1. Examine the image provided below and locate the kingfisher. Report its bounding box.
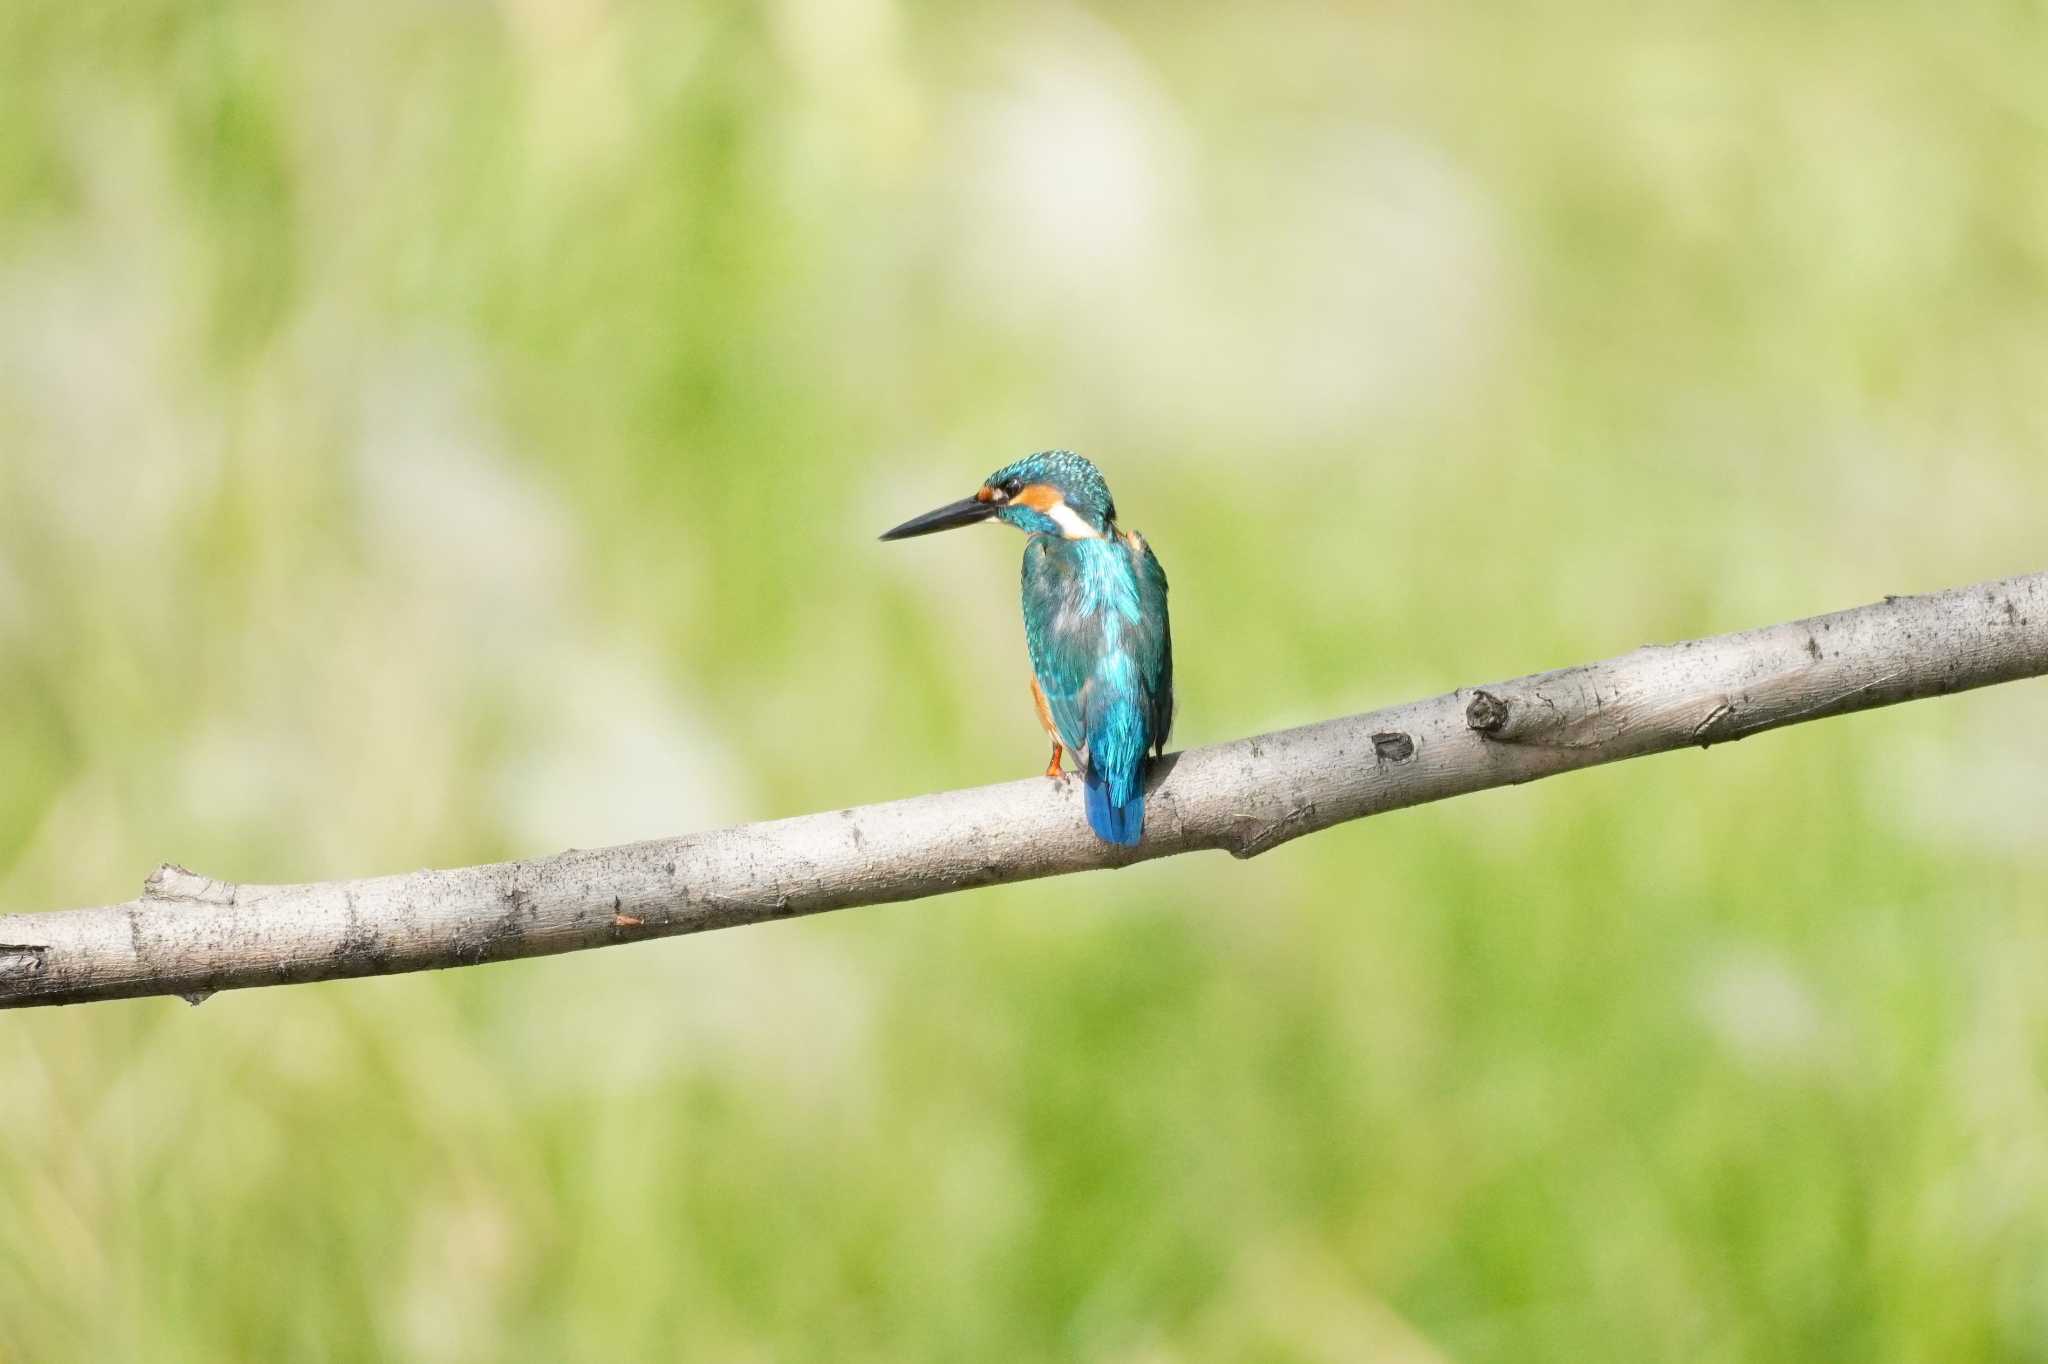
[881,451,1173,846]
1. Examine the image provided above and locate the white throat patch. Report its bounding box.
[1045,500,1101,540]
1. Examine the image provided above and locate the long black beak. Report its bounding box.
[878,495,998,541]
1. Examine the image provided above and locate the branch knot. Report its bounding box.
[144,864,238,905]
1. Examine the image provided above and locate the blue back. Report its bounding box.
[1021,532,1173,845]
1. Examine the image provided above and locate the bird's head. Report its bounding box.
[879,450,1117,543]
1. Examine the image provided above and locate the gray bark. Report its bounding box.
[4,571,2044,1010]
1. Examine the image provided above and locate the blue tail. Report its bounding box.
[1083,766,1145,846]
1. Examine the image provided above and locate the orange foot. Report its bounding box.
[1043,743,1068,782]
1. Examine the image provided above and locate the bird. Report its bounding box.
[881,451,1173,846]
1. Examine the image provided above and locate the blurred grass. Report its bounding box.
[3,1,2048,1360]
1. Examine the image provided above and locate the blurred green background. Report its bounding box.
[3,1,2047,1359]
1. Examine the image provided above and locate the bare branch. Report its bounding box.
[4,571,2044,1010]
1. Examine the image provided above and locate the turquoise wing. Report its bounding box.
[1020,538,1095,755]
[1124,530,1173,756]
[1020,534,1170,848]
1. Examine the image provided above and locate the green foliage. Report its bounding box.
[3,1,2047,1359]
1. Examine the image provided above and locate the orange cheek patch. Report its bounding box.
[1013,484,1061,512]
